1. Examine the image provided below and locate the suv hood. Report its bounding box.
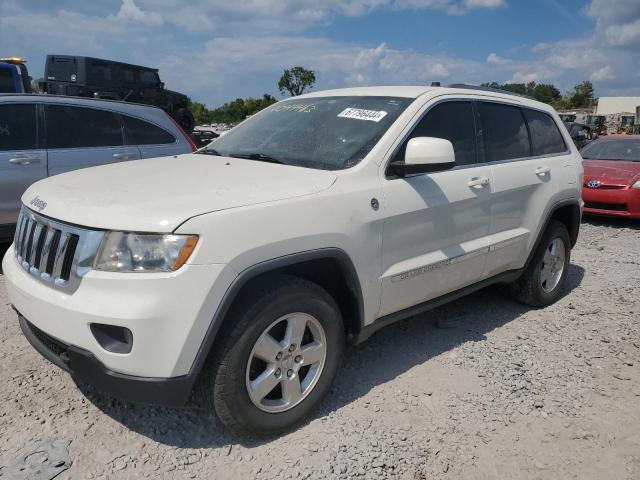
[22,154,337,232]
[583,159,640,185]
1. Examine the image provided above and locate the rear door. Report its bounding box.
[481,102,565,276]
[379,99,493,316]
[0,103,46,228]
[44,104,140,176]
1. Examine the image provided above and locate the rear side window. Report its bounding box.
[479,102,530,161]
[122,115,175,145]
[45,105,123,149]
[523,109,567,155]
[0,68,16,93]
[0,104,37,151]
[400,101,477,166]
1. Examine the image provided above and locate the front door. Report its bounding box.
[379,100,492,317]
[0,103,47,228]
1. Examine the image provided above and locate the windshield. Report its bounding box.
[202,96,412,170]
[581,139,640,161]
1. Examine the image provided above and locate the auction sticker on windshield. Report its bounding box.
[338,108,388,122]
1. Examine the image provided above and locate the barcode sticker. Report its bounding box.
[337,108,388,122]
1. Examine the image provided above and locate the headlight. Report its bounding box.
[632,180,640,189]
[93,232,198,272]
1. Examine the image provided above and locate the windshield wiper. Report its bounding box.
[196,148,223,156]
[229,153,288,165]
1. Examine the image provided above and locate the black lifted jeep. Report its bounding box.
[41,55,195,132]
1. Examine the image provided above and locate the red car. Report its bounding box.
[580,135,640,219]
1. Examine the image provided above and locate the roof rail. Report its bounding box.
[446,83,535,100]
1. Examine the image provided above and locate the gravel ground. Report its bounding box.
[1,218,639,479]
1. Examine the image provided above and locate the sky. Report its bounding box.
[2,0,640,107]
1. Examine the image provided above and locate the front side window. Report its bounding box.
[581,139,640,162]
[523,109,566,155]
[479,102,530,161]
[397,101,477,166]
[205,96,412,170]
[123,115,175,145]
[139,71,159,86]
[0,104,37,151]
[45,105,123,149]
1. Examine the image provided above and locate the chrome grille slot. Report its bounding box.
[13,207,104,293]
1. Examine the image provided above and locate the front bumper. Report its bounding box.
[3,244,237,378]
[582,186,640,219]
[18,313,191,406]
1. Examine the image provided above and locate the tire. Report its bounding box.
[197,274,345,436]
[174,108,195,133]
[508,220,571,307]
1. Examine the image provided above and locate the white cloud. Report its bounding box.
[605,19,640,47]
[486,52,508,65]
[590,65,614,82]
[115,0,163,26]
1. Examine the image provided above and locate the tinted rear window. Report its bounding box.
[46,57,77,82]
[523,109,566,155]
[0,68,16,93]
[45,105,123,149]
[123,115,175,145]
[480,102,530,161]
[0,104,37,151]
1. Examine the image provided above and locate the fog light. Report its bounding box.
[90,324,133,354]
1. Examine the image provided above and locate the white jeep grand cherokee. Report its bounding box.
[3,85,583,435]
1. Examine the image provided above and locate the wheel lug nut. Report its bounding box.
[295,355,302,363]
[276,352,283,361]
[288,344,296,352]
[287,369,294,378]
[274,368,281,377]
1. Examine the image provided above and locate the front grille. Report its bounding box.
[584,201,627,211]
[26,319,69,357]
[583,183,626,190]
[13,208,104,292]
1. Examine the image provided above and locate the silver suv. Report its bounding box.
[0,95,195,239]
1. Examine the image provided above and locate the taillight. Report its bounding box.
[166,112,197,152]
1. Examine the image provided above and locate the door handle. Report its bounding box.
[468,176,490,189]
[535,166,551,176]
[9,156,40,165]
[113,153,134,160]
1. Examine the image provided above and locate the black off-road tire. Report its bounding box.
[196,274,345,436]
[508,220,571,307]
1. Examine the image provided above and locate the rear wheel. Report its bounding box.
[197,275,344,436]
[509,220,571,307]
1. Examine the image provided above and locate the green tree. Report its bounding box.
[481,81,561,105]
[278,66,316,96]
[567,81,595,109]
[189,100,210,125]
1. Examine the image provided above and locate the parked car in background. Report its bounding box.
[40,55,195,132]
[0,58,32,94]
[0,94,196,239]
[581,135,640,219]
[3,85,583,435]
[565,122,597,149]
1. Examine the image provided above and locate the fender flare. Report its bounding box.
[186,248,364,381]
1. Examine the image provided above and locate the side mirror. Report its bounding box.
[389,137,456,176]
[159,81,165,89]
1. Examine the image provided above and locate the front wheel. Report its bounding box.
[197,275,344,436]
[508,220,571,307]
